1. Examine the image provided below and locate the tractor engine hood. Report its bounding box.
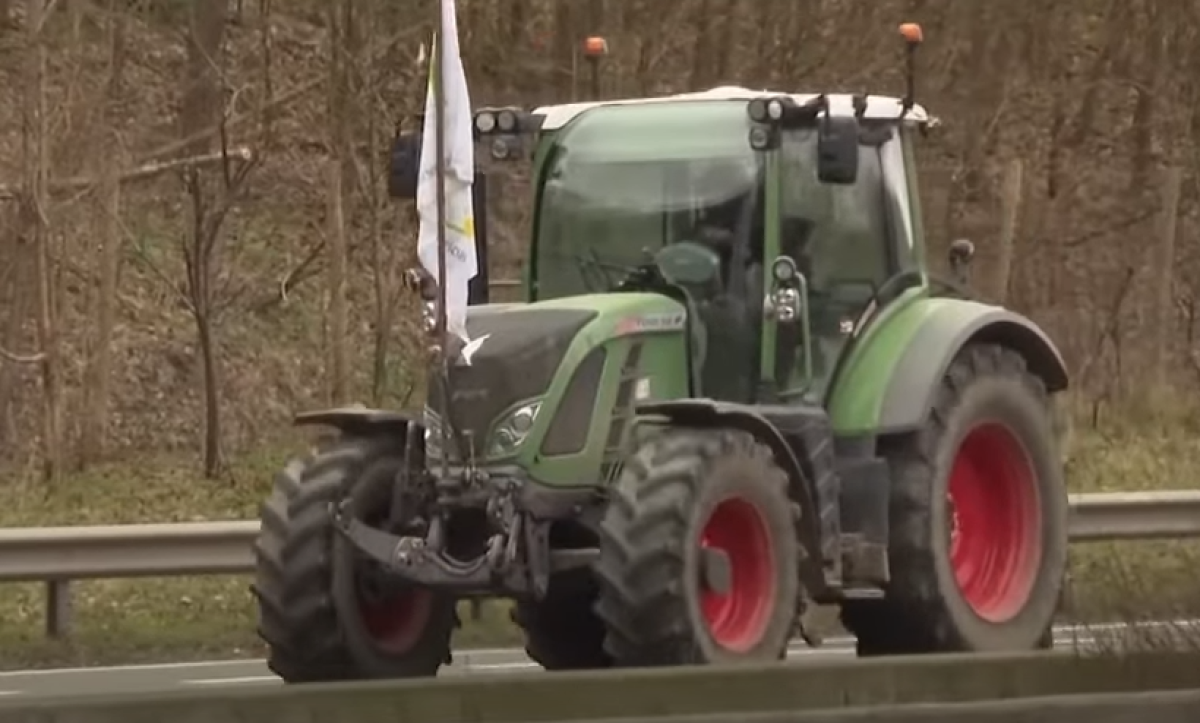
[425,303,596,462]
[424,293,689,465]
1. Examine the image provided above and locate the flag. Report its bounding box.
[417,0,477,345]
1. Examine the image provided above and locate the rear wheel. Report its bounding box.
[594,428,801,666]
[252,436,457,682]
[842,344,1067,655]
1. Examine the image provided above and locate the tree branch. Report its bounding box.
[0,344,44,364]
[0,146,253,201]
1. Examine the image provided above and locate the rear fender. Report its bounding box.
[830,297,1069,436]
[634,399,827,595]
[293,406,420,439]
[877,306,1069,433]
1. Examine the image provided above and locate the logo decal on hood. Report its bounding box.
[459,333,492,366]
[616,311,686,336]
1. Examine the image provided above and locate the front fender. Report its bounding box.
[829,297,1068,435]
[293,405,420,438]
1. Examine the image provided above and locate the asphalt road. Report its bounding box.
[0,621,1194,700]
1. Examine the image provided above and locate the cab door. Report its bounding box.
[767,125,902,402]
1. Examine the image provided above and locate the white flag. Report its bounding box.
[417,0,477,345]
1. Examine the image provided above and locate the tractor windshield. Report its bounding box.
[531,101,762,299]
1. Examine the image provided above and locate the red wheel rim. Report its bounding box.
[947,422,1042,623]
[699,497,776,652]
[358,587,434,654]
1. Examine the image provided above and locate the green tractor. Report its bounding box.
[251,27,1069,682]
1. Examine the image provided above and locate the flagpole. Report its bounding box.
[433,30,449,361]
[432,9,451,483]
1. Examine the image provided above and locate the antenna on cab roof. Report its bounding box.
[898,22,924,119]
[582,36,608,100]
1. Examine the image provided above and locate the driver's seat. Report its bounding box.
[662,241,754,402]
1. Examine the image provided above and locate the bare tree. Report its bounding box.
[175,0,258,478]
[324,156,349,404]
[1150,167,1182,390]
[324,0,351,404]
[18,0,63,482]
[79,3,129,465]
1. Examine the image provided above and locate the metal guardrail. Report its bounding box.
[2,650,1200,720]
[1066,490,1200,541]
[2,491,1198,637]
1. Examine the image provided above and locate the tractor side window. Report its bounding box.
[780,129,891,296]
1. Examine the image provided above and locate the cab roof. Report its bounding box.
[534,86,931,131]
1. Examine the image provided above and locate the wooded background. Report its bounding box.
[0,0,1197,482]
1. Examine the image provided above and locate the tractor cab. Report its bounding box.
[494,89,932,404]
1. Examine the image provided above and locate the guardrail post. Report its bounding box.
[45,579,72,638]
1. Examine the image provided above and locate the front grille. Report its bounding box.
[600,341,643,481]
[540,346,608,457]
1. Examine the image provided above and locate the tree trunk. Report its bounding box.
[195,307,221,477]
[79,6,128,466]
[1150,167,1182,390]
[179,0,229,478]
[23,0,62,483]
[324,0,352,405]
[0,231,31,452]
[79,159,121,465]
[325,158,348,404]
[369,136,392,405]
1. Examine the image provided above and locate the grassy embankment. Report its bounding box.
[0,405,1197,670]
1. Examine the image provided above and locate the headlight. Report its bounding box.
[422,300,436,333]
[488,400,542,458]
[474,110,497,134]
[490,137,512,160]
[747,98,769,123]
[496,109,518,133]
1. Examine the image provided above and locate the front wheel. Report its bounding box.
[252,435,458,682]
[594,428,801,667]
[842,344,1068,655]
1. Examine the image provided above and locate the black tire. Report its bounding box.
[841,343,1068,655]
[251,436,457,682]
[594,428,801,666]
[512,570,612,670]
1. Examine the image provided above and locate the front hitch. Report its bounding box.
[330,499,519,593]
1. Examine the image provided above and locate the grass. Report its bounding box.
[1058,401,1200,625]
[0,405,1197,670]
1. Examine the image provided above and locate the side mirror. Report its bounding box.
[816,116,860,185]
[948,238,975,287]
[949,238,975,265]
[388,130,422,199]
[389,129,491,305]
